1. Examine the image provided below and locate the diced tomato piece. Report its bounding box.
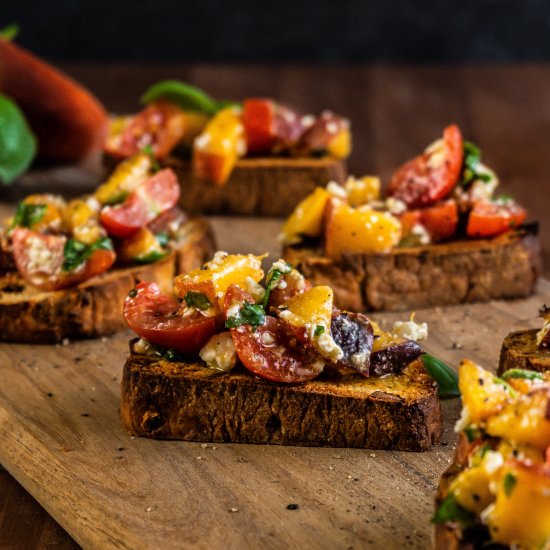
[400,200,459,242]
[295,112,351,158]
[124,282,217,355]
[100,168,180,238]
[230,315,325,383]
[105,101,186,159]
[466,201,527,238]
[272,104,304,151]
[242,98,276,153]
[388,125,464,208]
[11,228,115,290]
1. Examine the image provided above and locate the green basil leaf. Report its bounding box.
[0,23,19,41]
[262,262,293,308]
[225,302,266,329]
[0,94,36,185]
[141,80,219,115]
[503,472,517,497]
[184,290,211,311]
[432,493,475,526]
[501,368,544,381]
[155,232,170,248]
[62,237,113,272]
[422,354,460,399]
[133,250,168,264]
[314,325,325,337]
[9,202,47,230]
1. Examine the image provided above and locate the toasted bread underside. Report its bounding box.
[0,219,215,342]
[284,227,540,312]
[498,329,550,375]
[121,352,443,451]
[163,156,346,216]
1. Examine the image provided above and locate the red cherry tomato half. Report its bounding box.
[400,199,459,243]
[11,228,115,291]
[105,101,186,159]
[388,125,464,208]
[124,282,217,355]
[100,168,180,238]
[466,201,527,238]
[242,98,276,154]
[223,284,255,315]
[231,315,324,383]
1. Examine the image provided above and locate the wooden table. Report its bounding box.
[1,64,549,549]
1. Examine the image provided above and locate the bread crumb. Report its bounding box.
[228,507,238,513]
[62,338,70,346]
[146,507,152,512]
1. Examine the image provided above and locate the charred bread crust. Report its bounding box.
[0,218,216,343]
[163,155,346,216]
[284,227,540,312]
[121,350,443,451]
[498,329,550,375]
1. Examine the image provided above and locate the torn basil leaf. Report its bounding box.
[432,493,475,526]
[422,354,460,399]
[62,237,113,272]
[225,302,266,329]
[141,80,220,115]
[184,291,211,311]
[9,202,47,229]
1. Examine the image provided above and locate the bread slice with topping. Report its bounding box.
[121,349,442,451]
[0,218,215,342]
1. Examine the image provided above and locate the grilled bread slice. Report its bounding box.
[283,227,540,312]
[163,155,346,217]
[0,219,215,342]
[121,348,442,451]
[498,329,550,375]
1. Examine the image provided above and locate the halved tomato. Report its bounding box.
[100,168,180,238]
[466,201,527,238]
[104,101,187,159]
[123,282,217,355]
[388,125,464,208]
[11,228,115,290]
[242,98,276,154]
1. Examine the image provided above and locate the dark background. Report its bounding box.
[3,0,550,63]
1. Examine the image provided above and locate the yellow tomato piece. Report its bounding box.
[63,200,96,232]
[95,152,151,205]
[192,107,246,186]
[278,285,343,362]
[279,285,333,328]
[327,127,352,159]
[118,228,165,263]
[486,389,550,449]
[487,464,550,549]
[345,176,381,207]
[324,202,401,257]
[280,187,330,245]
[449,465,493,515]
[175,252,264,299]
[458,360,514,424]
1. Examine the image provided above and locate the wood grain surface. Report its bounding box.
[0,63,549,548]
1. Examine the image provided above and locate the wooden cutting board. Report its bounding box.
[0,214,547,549]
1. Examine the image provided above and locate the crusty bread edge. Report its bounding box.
[497,328,550,375]
[0,218,216,343]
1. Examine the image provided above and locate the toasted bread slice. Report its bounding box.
[121,348,442,451]
[0,219,215,342]
[163,155,346,216]
[498,329,550,375]
[283,227,540,312]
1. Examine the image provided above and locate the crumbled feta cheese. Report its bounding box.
[410,223,431,245]
[245,277,266,303]
[236,138,247,157]
[199,332,237,372]
[483,451,504,475]
[454,405,471,433]
[315,331,344,362]
[133,338,159,356]
[270,259,292,275]
[226,304,241,319]
[391,315,428,341]
[26,236,62,274]
[301,115,315,128]
[210,251,229,266]
[194,133,211,150]
[326,121,338,134]
[469,175,498,202]
[326,181,348,200]
[385,197,407,215]
[260,332,275,346]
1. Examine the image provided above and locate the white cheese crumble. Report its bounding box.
[454,405,471,433]
[313,329,344,362]
[226,304,241,319]
[244,277,266,303]
[391,315,428,341]
[260,332,276,346]
[26,236,62,274]
[483,451,504,475]
[270,259,292,275]
[326,181,348,200]
[199,332,237,372]
[210,251,229,266]
[194,133,211,150]
[385,197,407,215]
[301,114,315,128]
[410,223,431,245]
